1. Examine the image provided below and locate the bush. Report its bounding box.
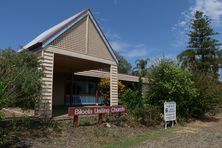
[119,88,143,116]
[140,104,162,127]
[146,59,197,119]
[98,78,125,99]
[120,88,162,126]
[0,48,43,110]
[192,72,222,116]
[0,81,10,111]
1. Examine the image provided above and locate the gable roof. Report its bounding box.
[19,8,118,64]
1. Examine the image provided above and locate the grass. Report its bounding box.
[79,116,98,126]
[2,114,222,147]
[102,127,180,148]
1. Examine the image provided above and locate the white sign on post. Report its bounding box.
[164,101,176,122]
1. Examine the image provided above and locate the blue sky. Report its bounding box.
[1,0,222,65]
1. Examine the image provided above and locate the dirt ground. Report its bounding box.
[9,120,151,148]
[137,114,222,148]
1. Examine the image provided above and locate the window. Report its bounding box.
[88,82,96,95]
[74,81,88,95]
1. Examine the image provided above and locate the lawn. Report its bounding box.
[1,113,222,148]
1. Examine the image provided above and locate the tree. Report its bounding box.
[97,78,125,100]
[146,59,197,118]
[133,58,149,77]
[192,72,222,116]
[116,52,132,74]
[178,11,221,76]
[119,88,143,116]
[0,48,43,110]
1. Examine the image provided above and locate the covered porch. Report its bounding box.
[52,53,111,117]
[38,47,118,118]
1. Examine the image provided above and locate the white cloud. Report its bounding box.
[192,0,222,23]
[110,40,149,58]
[172,0,222,49]
[127,45,149,58]
[110,40,130,52]
[178,21,187,27]
[107,32,150,59]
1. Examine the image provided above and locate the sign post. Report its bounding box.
[68,105,127,128]
[164,101,176,129]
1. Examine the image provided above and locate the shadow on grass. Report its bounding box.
[195,114,220,122]
[0,117,62,147]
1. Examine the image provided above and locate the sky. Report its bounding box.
[1,0,222,65]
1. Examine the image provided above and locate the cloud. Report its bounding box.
[110,40,149,58]
[127,44,149,58]
[192,0,222,23]
[110,40,130,52]
[172,0,222,49]
[106,32,150,59]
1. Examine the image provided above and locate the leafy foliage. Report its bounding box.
[0,48,43,110]
[133,58,149,77]
[178,11,221,77]
[192,72,222,116]
[139,104,162,126]
[177,11,222,117]
[116,52,132,74]
[146,59,197,118]
[97,78,125,99]
[120,88,162,126]
[0,81,10,111]
[119,89,143,115]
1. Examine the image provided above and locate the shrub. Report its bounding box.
[192,72,222,116]
[0,48,43,110]
[0,81,10,111]
[119,88,143,116]
[98,78,125,99]
[140,104,162,126]
[120,88,162,126]
[146,59,197,119]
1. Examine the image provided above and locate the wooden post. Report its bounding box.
[73,115,79,128]
[96,90,99,106]
[98,114,103,124]
[70,74,74,106]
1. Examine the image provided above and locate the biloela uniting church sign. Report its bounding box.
[68,106,126,116]
[68,106,127,127]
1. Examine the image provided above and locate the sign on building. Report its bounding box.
[164,101,176,128]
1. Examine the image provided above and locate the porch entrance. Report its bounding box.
[52,53,109,116]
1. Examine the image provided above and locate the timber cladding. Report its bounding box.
[50,16,114,62]
[110,65,118,106]
[50,17,87,54]
[87,17,113,61]
[36,50,54,118]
